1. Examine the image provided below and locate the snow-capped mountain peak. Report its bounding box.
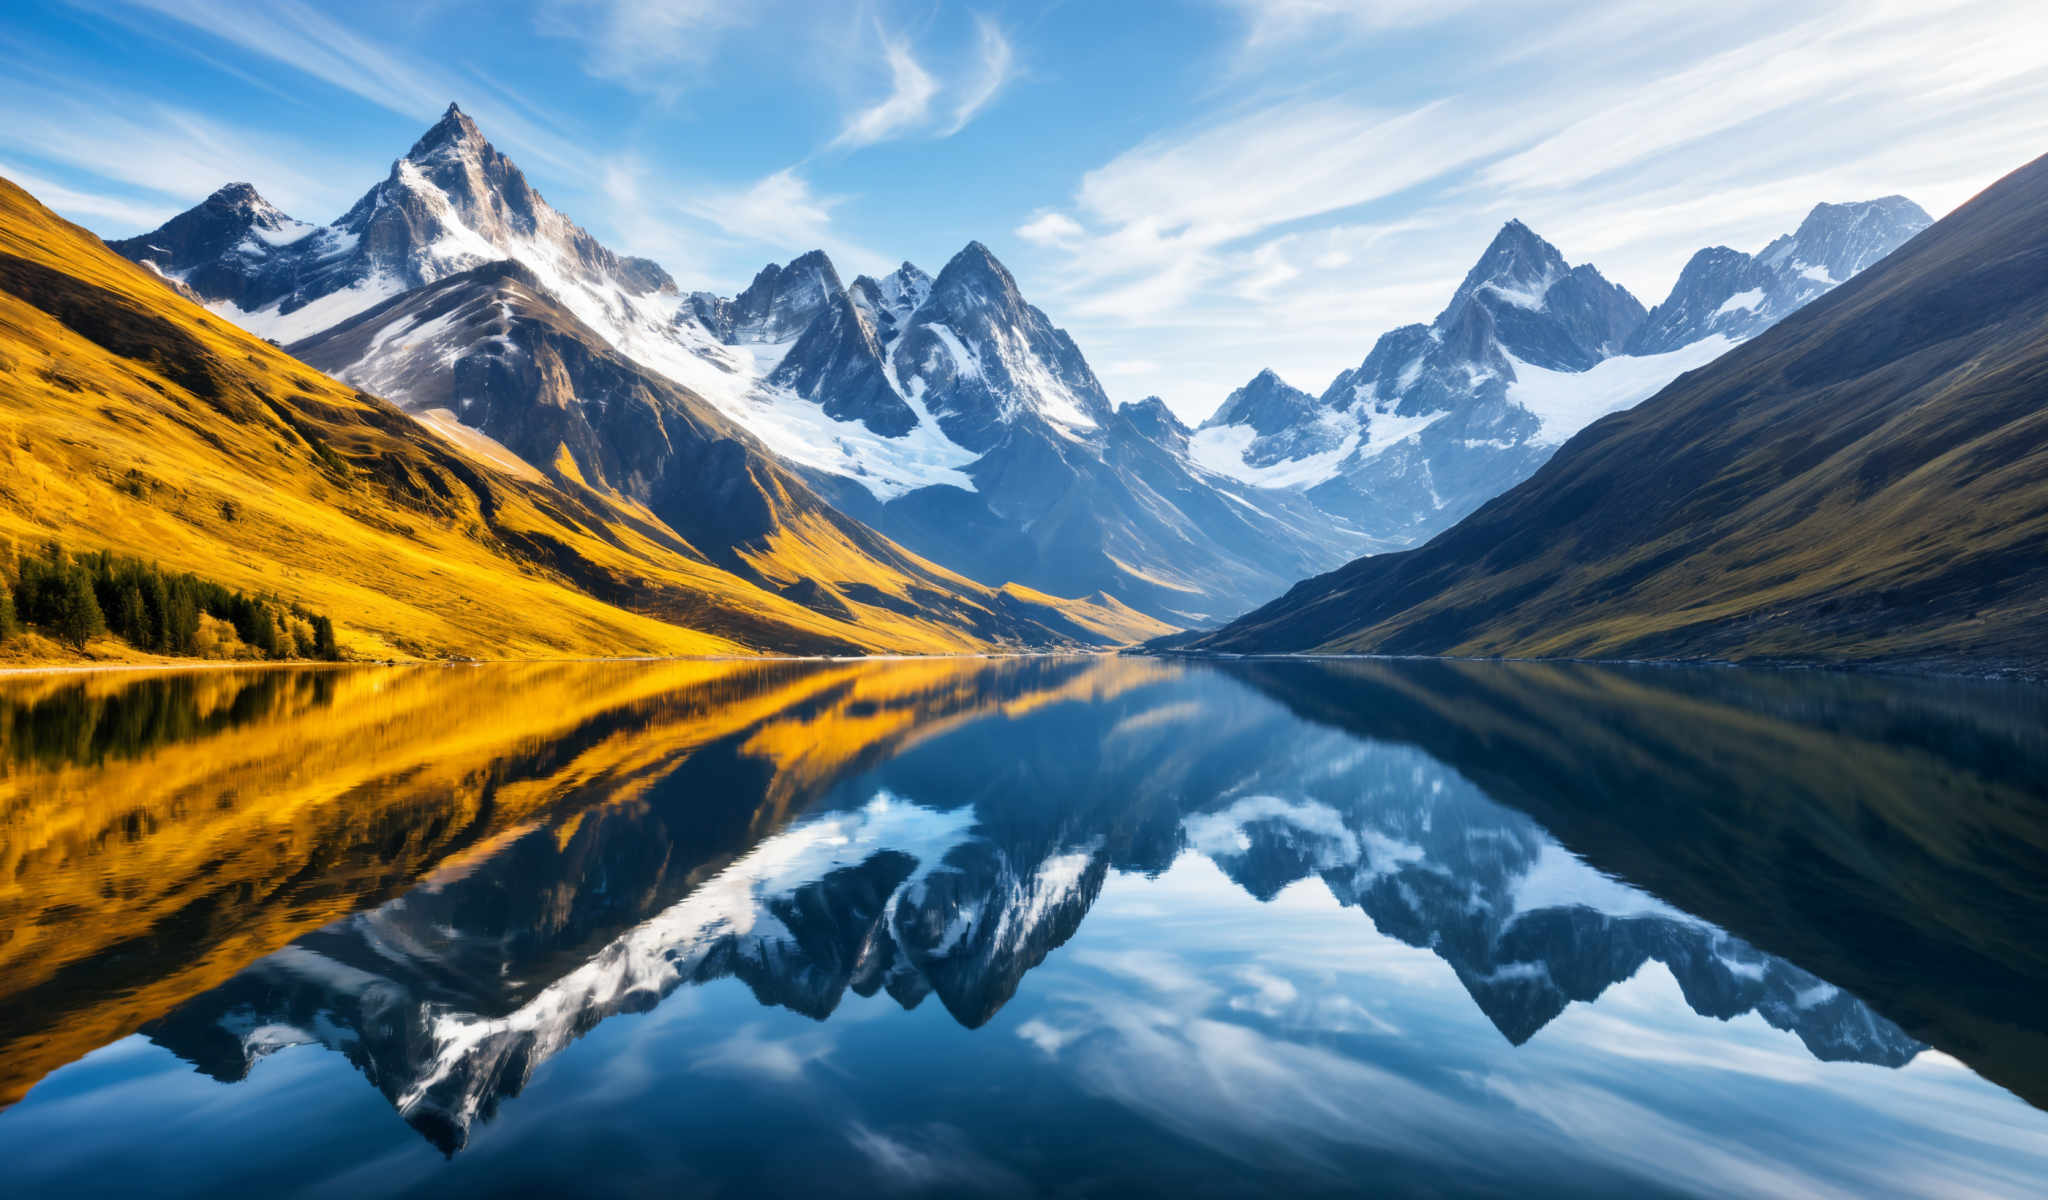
[1628,195,1932,355]
[1439,218,1572,323]
[405,101,487,163]
[1202,368,1319,438]
[888,241,1115,451]
[1192,196,1923,547]
[1758,195,1931,285]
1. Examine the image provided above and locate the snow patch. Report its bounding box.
[1507,842,1692,924]
[1714,288,1765,317]
[1506,335,1734,446]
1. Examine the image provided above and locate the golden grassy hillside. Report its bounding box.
[0,178,1163,660]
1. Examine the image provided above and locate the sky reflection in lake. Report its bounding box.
[2,656,2044,1198]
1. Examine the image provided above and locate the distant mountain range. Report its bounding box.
[1192,200,1930,547]
[113,105,1366,624]
[1189,150,2048,674]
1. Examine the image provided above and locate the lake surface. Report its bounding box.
[3,656,2046,1198]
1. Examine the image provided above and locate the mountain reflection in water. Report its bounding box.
[2,656,2044,1198]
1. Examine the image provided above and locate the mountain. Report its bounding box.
[1190,150,2048,672]
[1194,202,1931,549]
[0,174,1165,658]
[1627,195,1933,353]
[114,106,1366,625]
[98,112,1169,653]
[111,104,678,345]
[806,243,1372,621]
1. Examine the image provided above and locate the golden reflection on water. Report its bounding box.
[0,655,1166,1107]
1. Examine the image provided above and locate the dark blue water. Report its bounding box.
[3,656,2045,1197]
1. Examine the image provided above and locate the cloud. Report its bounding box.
[0,65,363,225]
[1015,210,1084,246]
[686,167,843,248]
[939,16,1016,136]
[833,36,940,149]
[0,160,173,230]
[539,0,749,99]
[832,16,1016,150]
[674,165,889,277]
[1218,0,1479,47]
[102,0,593,175]
[688,1023,833,1083]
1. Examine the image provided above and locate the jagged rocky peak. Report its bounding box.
[1761,195,1933,284]
[325,101,677,299]
[204,181,296,226]
[849,261,932,349]
[1205,368,1320,435]
[1439,219,1571,323]
[106,181,320,297]
[407,101,487,162]
[1424,219,1646,371]
[890,240,1115,451]
[1117,396,1192,450]
[1627,195,1931,355]
[341,101,537,244]
[728,249,846,343]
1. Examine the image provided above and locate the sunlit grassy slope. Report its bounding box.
[1196,150,2048,673]
[0,178,1166,659]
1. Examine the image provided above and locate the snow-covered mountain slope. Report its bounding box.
[115,105,1366,625]
[1197,201,1930,547]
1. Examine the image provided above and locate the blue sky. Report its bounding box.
[3,1,2045,420]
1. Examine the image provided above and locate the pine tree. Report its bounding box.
[0,579,16,644]
[57,566,104,649]
[142,570,171,651]
[312,614,339,661]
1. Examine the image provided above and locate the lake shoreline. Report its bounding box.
[0,649,1112,681]
[1131,647,2048,685]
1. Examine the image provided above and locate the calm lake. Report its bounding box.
[2,656,2045,1197]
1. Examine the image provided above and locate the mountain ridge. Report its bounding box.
[1186,149,2048,673]
[1192,199,1931,551]
[114,106,1369,625]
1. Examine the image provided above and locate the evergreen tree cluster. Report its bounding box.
[0,541,342,660]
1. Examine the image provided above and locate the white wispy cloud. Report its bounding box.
[675,165,890,277]
[1217,0,1479,46]
[939,15,1016,136]
[98,0,595,176]
[1015,0,2048,422]
[833,35,941,149]
[0,160,173,230]
[537,0,751,101]
[1016,210,1084,246]
[832,15,1017,150]
[0,63,363,226]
